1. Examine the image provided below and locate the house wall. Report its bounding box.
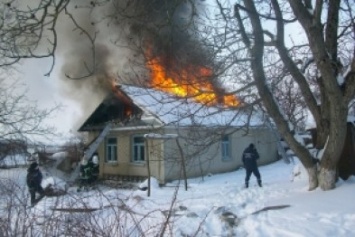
[161,126,278,183]
[145,138,165,183]
[96,128,165,182]
[92,125,278,184]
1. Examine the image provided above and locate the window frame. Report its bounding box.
[131,135,146,163]
[221,135,231,161]
[106,137,118,163]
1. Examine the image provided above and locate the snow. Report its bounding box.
[337,74,345,85]
[120,85,265,127]
[42,176,67,191]
[1,157,355,236]
[293,133,305,146]
[51,151,68,160]
[307,8,314,15]
[143,133,179,140]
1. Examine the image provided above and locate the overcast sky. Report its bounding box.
[18,58,81,135]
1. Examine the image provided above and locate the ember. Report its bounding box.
[146,54,240,107]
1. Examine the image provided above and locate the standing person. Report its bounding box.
[91,153,99,182]
[26,162,45,206]
[242,143,262,188]
[77,159,90,191]
[77,156,98,192]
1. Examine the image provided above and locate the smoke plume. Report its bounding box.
[56,0,210,130]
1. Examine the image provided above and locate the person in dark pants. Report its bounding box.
[242,143,262,188]
[26,162,45,206]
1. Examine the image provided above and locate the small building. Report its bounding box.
[78,85,279,184]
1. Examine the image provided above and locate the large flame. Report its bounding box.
[146,55,240,107]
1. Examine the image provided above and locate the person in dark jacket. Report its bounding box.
[77,155,99,192]
[26,162,45,206]
[242,143,262,188]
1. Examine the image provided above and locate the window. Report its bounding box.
[132,135,145,163]
[106,137,117,162]
[221,135,231,161]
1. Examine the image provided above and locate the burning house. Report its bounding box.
[61,0,279,184]
[78,82,279,184]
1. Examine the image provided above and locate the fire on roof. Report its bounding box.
[78,85,143,131]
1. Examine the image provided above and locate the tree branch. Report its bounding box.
[271,0,320,125]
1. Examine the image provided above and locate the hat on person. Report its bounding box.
[92,155,99,165]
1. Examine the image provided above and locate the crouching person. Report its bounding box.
[26,162,45,206]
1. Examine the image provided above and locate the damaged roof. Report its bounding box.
[78,87,143,131]
[78,84,266,131]
[120,85,265,127]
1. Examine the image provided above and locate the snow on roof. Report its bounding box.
[143,133,179,139]
[120,85,265,127]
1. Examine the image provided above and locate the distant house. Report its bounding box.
[78,85,279,184]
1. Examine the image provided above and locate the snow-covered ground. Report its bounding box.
[0,158,354,236]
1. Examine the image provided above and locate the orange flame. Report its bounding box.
[146,55,240,107]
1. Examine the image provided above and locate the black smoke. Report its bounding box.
[56,0,212,129]
[109,0,213,82]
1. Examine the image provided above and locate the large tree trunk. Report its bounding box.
[315,119,330,149]
[318,167,337,190]
[307,166,318,191]
[317,134,346,190]
[283,103,347,191]
[317,105,348,190]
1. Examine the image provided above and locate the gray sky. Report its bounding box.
[18,58,81,135]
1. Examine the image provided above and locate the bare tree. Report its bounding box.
[0,77,57,157]
[208,0,355,190]
[0,0,71,75]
